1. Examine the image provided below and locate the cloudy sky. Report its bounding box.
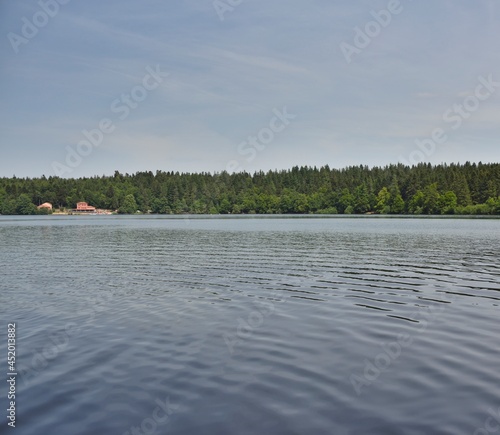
[1,0,499,178]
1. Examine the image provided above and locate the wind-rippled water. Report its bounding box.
[1,216,499,435]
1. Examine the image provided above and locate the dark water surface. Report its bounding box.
[1,216,499,435]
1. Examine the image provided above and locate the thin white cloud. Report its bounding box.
[1,0,500,177]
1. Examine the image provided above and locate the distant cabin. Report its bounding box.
[75,202,96,212]
[37,202,53,210]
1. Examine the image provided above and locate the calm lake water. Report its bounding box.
[1,216,499,435]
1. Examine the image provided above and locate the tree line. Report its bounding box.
[1,162,499,215]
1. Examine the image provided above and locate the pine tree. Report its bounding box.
[375,187,390,214]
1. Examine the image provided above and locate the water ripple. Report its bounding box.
[1,216,499,434]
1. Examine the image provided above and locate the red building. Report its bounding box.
[75,202,96,212]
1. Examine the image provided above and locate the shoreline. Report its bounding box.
[2,214,500,220]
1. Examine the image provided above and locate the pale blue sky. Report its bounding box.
[1,0,499,177]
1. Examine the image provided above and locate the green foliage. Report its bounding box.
[219,198,232,214]
[408,190,425,214]
[37,207,52,215]
[422,183,440,214]
[1,199,17,215]
[375,187,390,214]
[118,194,138,214]
[0,162,499,215]
[390,193,405,214]
[151,197,170,214]
[388,180,405,214]
[338,189,354,213]
[438,191,458,214]
[317,207,338,214]
[353,184,370,214]
[16,194,37,215]
[486,196,500,214]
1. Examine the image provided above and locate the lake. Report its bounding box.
[1,215,499,435]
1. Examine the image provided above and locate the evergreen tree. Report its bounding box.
[438,191,457,214]
[118,194,138,214]
[353,184,370,214]
[452,174,472,206]
[16,194,37,215]
[375,187,390,214]
[422,183,441,214]
[388,179,405,214]
[0,163,499,215]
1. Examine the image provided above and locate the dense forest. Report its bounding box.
[1,162,500,215]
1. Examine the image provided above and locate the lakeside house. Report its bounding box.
[74,202,96,213]
[37,202,53,210]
